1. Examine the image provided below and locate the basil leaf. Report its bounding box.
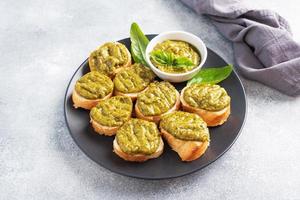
[187,65,233,85]
[150,50,170,65]
[166,51,174,64]
[151,51,168,65]
[150,50,194,68]
[130,22,149,66]
[174,57,194,67]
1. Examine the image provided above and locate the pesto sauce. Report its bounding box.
[89,42,129,77]
[116,118,161,155]
[75,71,113,99]
[150,40,200,73]
[136,81,177,116]
[184,84,230,111]
[113,63,155,93]
[160,111,210,142]
[90,96,132,127]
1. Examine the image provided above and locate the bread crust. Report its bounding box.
[72,89,112,110]
[160,128,209,162]
[134,90,180,123]
[113,137,164,162]
[180,87,230,127]
[90,117,121,136]
[88,42,132,78]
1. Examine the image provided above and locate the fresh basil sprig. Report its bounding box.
[187,65,233,85]
[150,50,194,68]
[130,22,149,66]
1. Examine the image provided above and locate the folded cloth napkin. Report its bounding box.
[181,0,300,96]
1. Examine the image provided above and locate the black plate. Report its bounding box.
[64,35,247,179]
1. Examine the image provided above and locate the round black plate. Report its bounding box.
[64,35,247,179]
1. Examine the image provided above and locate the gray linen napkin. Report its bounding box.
[181,0,300,96]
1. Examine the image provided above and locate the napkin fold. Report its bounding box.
[181,0,300,96]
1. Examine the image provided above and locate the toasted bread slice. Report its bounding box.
[180,87,230,127]
[72,89,112,110]
[135,90,181,123]
[90,117,120,136]
[89,96,132,136]
[113,137,164,162]
[88,42,132,78]
[160,128,209,162]
[113,63,156,101]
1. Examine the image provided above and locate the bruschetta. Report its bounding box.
[113,63,155,100]
[72,71,114,110]
[113,118,164,162]
[89,42,131,77]
[135,81,180,123]
[180,83,231,126]
[160,111,210,161]
[90,96,132,136]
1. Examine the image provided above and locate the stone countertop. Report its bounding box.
[0,0,299,199]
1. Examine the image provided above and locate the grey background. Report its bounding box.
[0,0,299,199]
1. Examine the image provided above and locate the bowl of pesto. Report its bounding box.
[145,31,207,82]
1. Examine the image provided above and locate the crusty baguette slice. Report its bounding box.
[113,137,164,162]
[113,86,148,101]
[180,87,230,127]
[160,128,209,162]
[88,42,132,78]
[135,90,181,123]
[72,89,112,110]
[90,117,121,136]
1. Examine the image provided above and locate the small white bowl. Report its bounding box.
[145,31,207,83]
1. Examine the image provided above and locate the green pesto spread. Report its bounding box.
[150,40,200,73]
[90,96,132,127]
[160,111,210,142]
[75,71,113,99]
[113,63,155,93]
[183,84,230,111]
[136,81,177,116]
[116,118,161,155]
[89,42,129,77]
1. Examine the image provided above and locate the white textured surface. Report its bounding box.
[0,0,300,199]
